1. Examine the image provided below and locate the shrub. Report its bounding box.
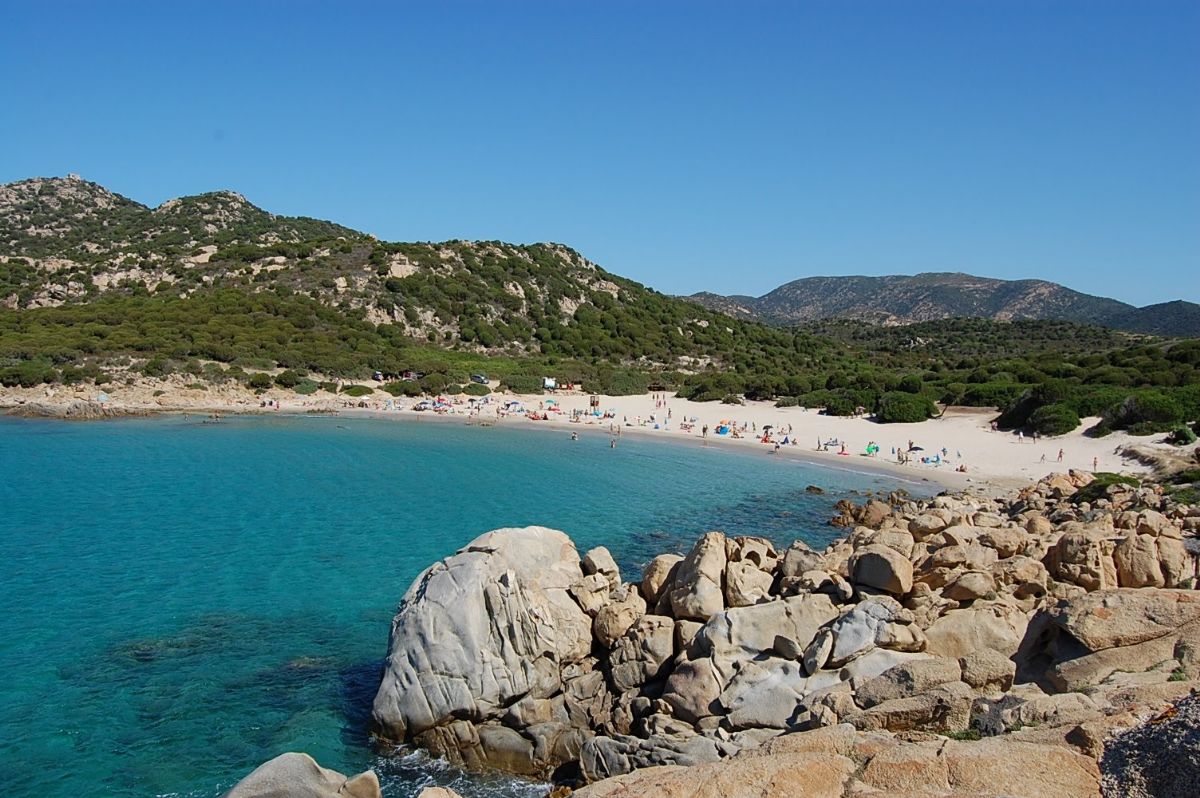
[420,373,449,393]
[961,382,1024,410]
[775,396,799,408]
[897,375,924,394]
[383,380,423,397]
[1104,390,1185,434]
[141,356,171,378]
[592,369,649,396]
[1028,403,1081,436]
[821,394,857,416]
[876,392,937,424]
[293,379,319,395]
[1167,426,1197,446]
[1072,472,1141,504]
[463,382,490,396]
[721,393,743,405]
[341,384,374,397]
[248,372,273,391]
[274,369,304,388]
[501,375,543,394]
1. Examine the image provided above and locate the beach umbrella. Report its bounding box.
[909,445,924,452]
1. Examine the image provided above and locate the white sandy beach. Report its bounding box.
[0,377,1165,493]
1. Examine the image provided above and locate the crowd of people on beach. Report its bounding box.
[234,387,1118,477]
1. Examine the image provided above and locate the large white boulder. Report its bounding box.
[372,527,592,744]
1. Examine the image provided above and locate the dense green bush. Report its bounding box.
[463,382,490,396]
[141,356,171,378]
[0,358,57,387]
[501,375,543,394]
[1103,390,1186,434]
[821,394,857,416]
[247,372,273,390]
[591,369,649,396]
[775,396,799,408]
[1028,403,1081,436]
[1073,473,1141,504]
[677,372,744,403]
[383,380,423,397]
[341,384,373,397]
[961,382,1025,410]
[876,392,937,423]
[274,369,304,388]
[293,379,319,395]
[1167,426,1197,446]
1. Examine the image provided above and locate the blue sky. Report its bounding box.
[1,0,1197,305]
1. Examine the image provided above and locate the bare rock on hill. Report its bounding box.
[223,753,380,798]
[371,527,591,759]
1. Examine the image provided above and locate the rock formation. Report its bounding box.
[222,753,380,798]
[368,470,1200,795]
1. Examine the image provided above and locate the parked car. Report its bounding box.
[470,374,488,384]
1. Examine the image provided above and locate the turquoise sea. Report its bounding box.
[0,415,929,797]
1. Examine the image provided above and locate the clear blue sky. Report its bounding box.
[2,0,1197,305]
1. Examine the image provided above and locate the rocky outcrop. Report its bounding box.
[575,724,1104,798]
[369,471,1200,789]
[4,399,144,419]
[222,753,380,798]
[371,527,592,774]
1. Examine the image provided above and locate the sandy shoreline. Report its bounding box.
[0,378,1165,495]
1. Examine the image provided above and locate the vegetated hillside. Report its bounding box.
[0,175,842,383]
[1,175,1198,438]
[687,272,1200,336]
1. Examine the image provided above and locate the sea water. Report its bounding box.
[0,415,930,797]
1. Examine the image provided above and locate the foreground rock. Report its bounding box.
[369,471,1200,789]
[1101,692,1200,798]
[223,753,380,798]
[575,724,1102,798]
[371,527,592,776]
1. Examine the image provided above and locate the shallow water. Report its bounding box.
[0,415,926,797]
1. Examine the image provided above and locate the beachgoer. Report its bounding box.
[1093,456,1099,471]
[1040,454,1046,463]
[1057,449,1064,463]
[610,438,616,448]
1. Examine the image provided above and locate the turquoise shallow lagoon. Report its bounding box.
[0,415,928,797]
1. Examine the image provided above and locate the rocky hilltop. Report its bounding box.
[0,175,750,368]
[358,470,1199,797]
[688,272,1200,337]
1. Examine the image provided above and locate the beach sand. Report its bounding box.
[1,377,1164,493]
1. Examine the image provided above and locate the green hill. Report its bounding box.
[2,175,1198,436]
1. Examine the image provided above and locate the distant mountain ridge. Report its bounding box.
[687,272,1200,337]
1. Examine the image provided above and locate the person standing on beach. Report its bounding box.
[1058,449,1064,463]
[1093,456,1099,471]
